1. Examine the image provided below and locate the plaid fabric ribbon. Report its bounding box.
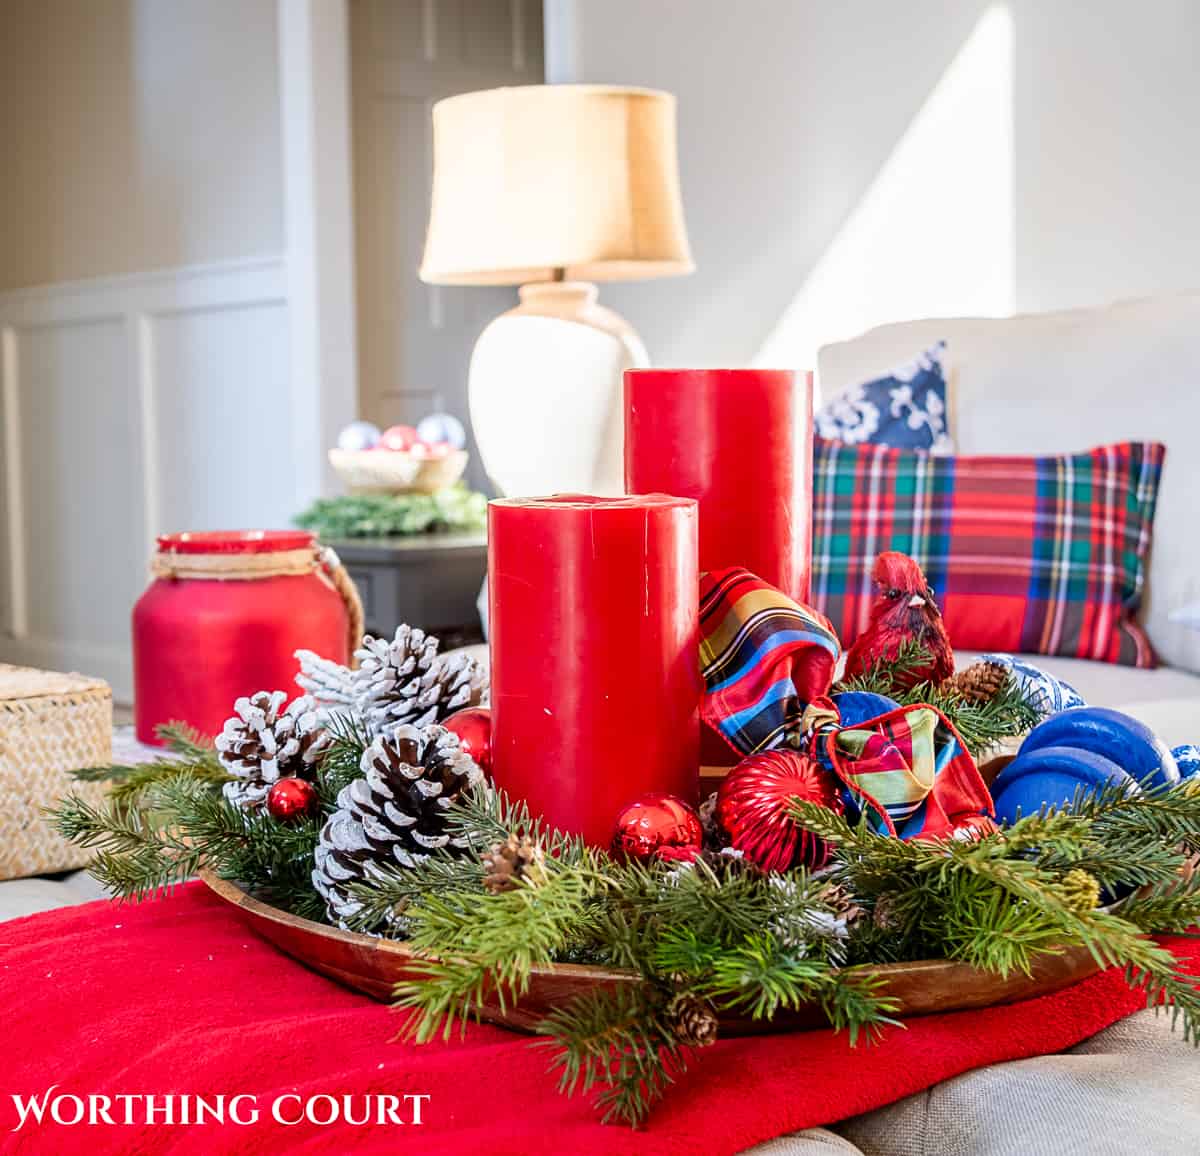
[701,567,993,840]
[821,704,994,839]
[700,568,841,757]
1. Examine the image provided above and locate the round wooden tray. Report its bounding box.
[200,870,1102,1036]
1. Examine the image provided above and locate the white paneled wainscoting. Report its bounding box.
[0,257,296,701]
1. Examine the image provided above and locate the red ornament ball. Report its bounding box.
[266,776,318,822]
[442,706,492,775]
[379,424,418,452]
[716,750,843,872]
[611,793,703,863]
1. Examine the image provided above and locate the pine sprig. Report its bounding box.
[535,985,689,1128]
[316,710,370,805]
[294,485,487,539]
[789,797,1200,1044]
[394,850,610,1042]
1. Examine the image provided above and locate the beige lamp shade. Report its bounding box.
[420,85,694,286]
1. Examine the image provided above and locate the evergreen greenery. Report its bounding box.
[294,485,487,539]
[47,720,1200,1129]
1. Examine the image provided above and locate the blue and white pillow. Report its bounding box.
[816,341,952,453]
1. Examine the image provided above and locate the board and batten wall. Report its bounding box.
[0,0,290,700]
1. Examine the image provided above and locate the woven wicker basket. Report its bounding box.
[0,664,112,880]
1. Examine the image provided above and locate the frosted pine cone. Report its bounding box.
[216,691,328,811]
[312,724,485,926]
[354,625,486,735]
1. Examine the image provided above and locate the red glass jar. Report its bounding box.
[132,531,359,745]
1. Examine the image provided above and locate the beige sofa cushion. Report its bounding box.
[818,294,1200,673]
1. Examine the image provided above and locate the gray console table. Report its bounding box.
[327,533,487,647]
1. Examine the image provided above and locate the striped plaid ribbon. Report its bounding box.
[700,567,993,840]
[700,568,841,757]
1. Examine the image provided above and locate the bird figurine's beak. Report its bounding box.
[907,594,927,608]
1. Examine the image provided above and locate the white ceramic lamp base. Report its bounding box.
[468,282,649,498]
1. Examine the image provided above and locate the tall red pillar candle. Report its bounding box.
[488,494,700,847]
[625,369,812,600]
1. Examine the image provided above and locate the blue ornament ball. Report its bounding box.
[1173,744,1200,780]
[336,420,382,452]
[416,412,467,450]
[978,653,1086,716]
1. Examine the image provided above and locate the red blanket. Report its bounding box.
[2,882,1195,1155]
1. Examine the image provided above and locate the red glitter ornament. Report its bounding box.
[611,793,703,863]
[266,777,318,822]
[442,706,492,775]
[716,750,843,872]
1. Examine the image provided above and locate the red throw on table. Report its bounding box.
[3,885,1196,1155]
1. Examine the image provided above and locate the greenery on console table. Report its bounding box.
[50,716,1200,1128]
[294,484,487,539]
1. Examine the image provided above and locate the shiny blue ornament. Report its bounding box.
[991,745,1136,826]
[1018,706,1179,790]
[336,420,382,452]
[416,412,467,450]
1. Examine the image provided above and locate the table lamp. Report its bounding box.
[420,85,693,497]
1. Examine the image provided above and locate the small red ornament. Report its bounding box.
[442,706,492,775]
[380,424,418,452]
[611,793,703,863]
[716,750,843,872]
[266,777,318,822]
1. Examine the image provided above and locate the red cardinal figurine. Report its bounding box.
[842,552,954,689]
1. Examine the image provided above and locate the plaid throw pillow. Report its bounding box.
[811,439,1166,667]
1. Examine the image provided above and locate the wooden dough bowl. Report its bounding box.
[201,870,1102,1036]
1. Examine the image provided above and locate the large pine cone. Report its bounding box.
[312,723,485,926]
[216,691,327,811]
[294,648,358,711]
[355,625,486,734]
[298,625,488,737]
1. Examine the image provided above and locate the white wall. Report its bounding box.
[550,0,1200,370]
[0,0,283,289]
[0,0,292,700]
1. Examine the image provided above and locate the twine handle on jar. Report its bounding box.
[317,546,365,666]
[150,544,365,667]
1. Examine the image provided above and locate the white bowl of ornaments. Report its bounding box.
[329,414,469,494]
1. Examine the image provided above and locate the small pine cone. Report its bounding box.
[481,835,546,894]
[1060,868,1102,913]
[355,625,487,735]
[698,791,730,851]
[824,882,864,930]
[666,993,719,1048]
[312,724,484,926]
[942,661,1011,704]
[872,893,902,932]
[216,691,328,811]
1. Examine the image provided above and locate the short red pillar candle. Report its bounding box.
[624,368,812,600]
[488,494,700,846]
